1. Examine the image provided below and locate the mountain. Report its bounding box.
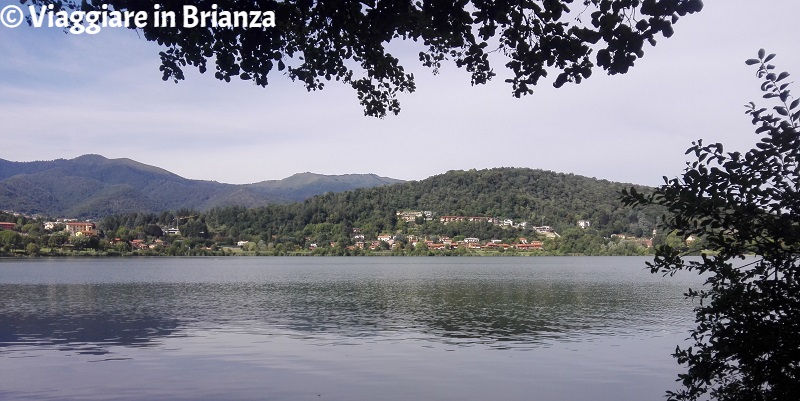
[0,155,403,217]
[200,167,660,242]
[246,172,403,202]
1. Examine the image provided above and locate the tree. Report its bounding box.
[28,0,702,117]
[25,243,40,256]
[48,232,69,248]
[0,230,22,251]
[622,50,800,401]
[140,224,161,238]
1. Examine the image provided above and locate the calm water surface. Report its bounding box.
[0,257,703,400]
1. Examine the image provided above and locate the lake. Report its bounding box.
[0,256,702,401]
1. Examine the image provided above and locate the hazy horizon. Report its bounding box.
[1,153,646,187]
[2,1,799,187]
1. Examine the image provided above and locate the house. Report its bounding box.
[515,241,543,251]
[0,222,15,231]
[396,210,423,222]
[237,240,250,247]
[464,237,479,243]
[578,220,591,229]
[64,222,96,236]
[439,216,498,224]
[439,216,465,223]
[377,235,393,242]
[533,226,560,238]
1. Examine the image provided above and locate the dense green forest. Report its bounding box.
[0,155,402,217]
[97,168,668,255]
[2,168,681,257]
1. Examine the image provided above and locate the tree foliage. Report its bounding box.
[27,0,702,117]
[88,168,660,254]
[622,51,800,400]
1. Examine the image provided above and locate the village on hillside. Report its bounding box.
[0,207,681,257]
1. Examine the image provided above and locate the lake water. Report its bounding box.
[0,257,702,401]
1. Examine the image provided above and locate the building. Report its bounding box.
[64,222,96,236]
[578,220,591,229]
[439,216,499,224]
[515,241,543,251]
[0,222,15,231]
[396,210,423,222]
[533,226,560,238]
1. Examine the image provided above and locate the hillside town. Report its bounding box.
[0,208,671,257]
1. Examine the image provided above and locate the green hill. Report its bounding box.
[197,167,660,250]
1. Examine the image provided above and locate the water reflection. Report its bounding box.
[0,257,692,355]
[0,285,181,354]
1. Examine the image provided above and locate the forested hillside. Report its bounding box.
[98,168,664,255]
[0,155,402,216]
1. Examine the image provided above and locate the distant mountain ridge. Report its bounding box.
[0,155,404,217]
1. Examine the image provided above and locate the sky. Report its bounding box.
[1,1,799,186]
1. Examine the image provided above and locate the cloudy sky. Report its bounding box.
[1,1,799,186]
